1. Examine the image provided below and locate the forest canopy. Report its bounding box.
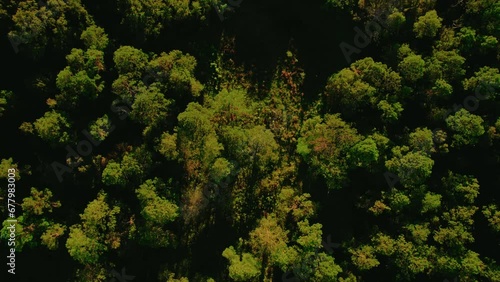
[1,0,500,281]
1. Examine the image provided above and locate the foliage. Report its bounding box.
[33,110,71,144]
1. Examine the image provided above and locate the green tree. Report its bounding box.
[377,100,403,123]
[88,115,113,142]
[413,10,443,38]
[55,48,105,108]
[409,127,435,154]
[297,114,361,189]
[136,178,179,224]
[130,86,171,135]
[446,109,485,147]
[431,79,453,97]
[66,192,122,264]
[399,54,425,82]
[324,57,401,112]
[158,132,179,160]
[350,245,380,271]
[8,0,92,57]
[21,188,61,216]
[463,66,500,100]
[222,246,261,281]
[41,223,66,250]
[385,146,434,188]
[426,50,466,81]
[482,205,500,232]
[147,50,204,97]
[80,25,109,51]
[0,158,20,180]
[347,137,379,167]
[387,8,406,31]
[113,46,149,76]
[66,226,106,264]
[101,161,126,186]
[33,110,71,144]
[421,192,442,214]
[1,216,35,251]
[249,215,288,260]
[442,172,480,205]
[0,90,13,117]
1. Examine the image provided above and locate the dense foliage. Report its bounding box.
[1,0,500,281]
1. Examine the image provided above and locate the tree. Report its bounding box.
[249,215,288,259]
[385,146,434,188]
[398,54,425,82]
[66,192,121,264]
[66,226,106,264]
[442,172,480,205]
[0,90,12,117]
[465,0,500,36]
[0,158,21,180]
[243,126,280,172]
[409,127,435,154]
[113,46,149,76]
[102,146,152,186]
[377,100,403,123]
[386,8,406,31]
[457,27,478,53]
[413,10,443,38]
[136,178,179,224]
[275,188,315,222]
[118,0,221,37]
[208,89,255,127]
[130,86,171,134]
[158,132,179,160]
[41,223,66,250]
[445,109,485,147]
[80,25,109,51]
[350,245,380,271]
[324,57,401,112]
[421,192,442,214]
[426,50,466,81]
[297,114,361,189]
[8,0,92,57]
[55,48,105,109]
[176,102,223,180]
[431,79,453,97]
[324,67,376,111]
[482,205,500,232]
[222,246,261,281]
[463,66,500,100]
[147,50,204,97]
[33,110,71,144]
[21,188,61,216]
[1,216,35,251]
[347,137,379,167]
[88,115,113,142]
